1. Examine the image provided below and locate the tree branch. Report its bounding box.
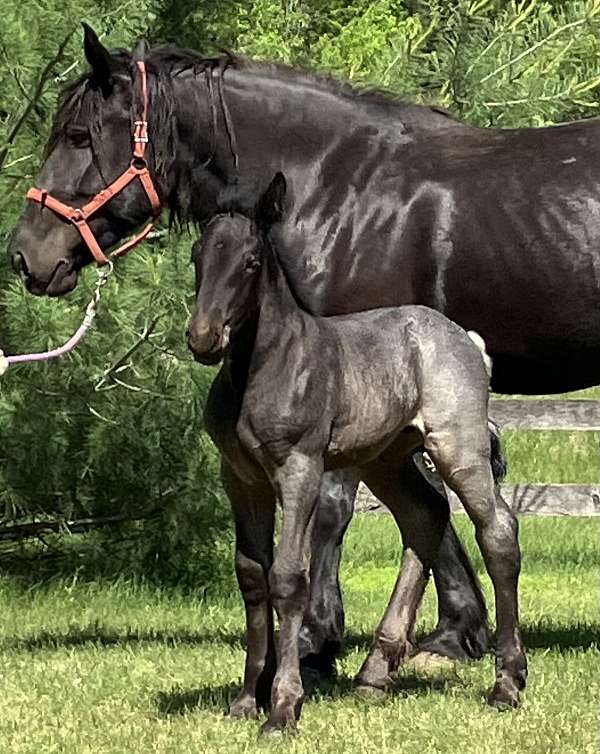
[95,315,162,390]
[0,494,174,543]
[0,29,74,173]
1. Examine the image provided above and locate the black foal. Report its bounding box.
[187,173,526,734]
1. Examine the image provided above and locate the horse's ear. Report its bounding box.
[82,23,115,97]
[256,172,287,228]
[132,38,148,62]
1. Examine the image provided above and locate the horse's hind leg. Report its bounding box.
[427,437,527,708]
[221,461,277,718]
[355,455,450,692]
[300,468,358,674]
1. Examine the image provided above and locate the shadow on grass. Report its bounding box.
[154,671,455,717]
[3,620,596,655]
[1,623,245,652]
[521,622,599,652]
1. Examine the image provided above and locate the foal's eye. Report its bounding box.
[65,126,91,148]
[244,256,260,273]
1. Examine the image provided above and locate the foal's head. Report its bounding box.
[187,172,286,364]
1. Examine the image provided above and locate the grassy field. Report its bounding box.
[495,386,599,484]
[0,515,596,754]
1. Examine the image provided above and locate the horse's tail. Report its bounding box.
[466,330,506,484]
[488,418,507,484]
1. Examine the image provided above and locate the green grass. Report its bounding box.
[0,516,596,754]
[491,387,600,484]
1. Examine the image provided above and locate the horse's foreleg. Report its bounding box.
[412,454,491,661]
[221,461,277,719]
[262,453,323,735]
[355,456,449,691]
[299,468,358,675]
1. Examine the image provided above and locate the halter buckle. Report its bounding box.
[133,120,149,143]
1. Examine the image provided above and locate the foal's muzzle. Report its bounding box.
[187,321,231,365]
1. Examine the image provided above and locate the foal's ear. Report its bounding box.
[256,172,287,228]
[82,23,117,98]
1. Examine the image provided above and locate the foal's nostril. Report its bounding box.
[11,252,29,279]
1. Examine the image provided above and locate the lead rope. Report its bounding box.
[0,261,113,375]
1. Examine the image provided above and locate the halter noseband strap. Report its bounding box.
[26,60,161,267]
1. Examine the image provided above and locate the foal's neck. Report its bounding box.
[258,237,305,321]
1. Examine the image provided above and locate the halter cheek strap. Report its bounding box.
[26,61,161,267]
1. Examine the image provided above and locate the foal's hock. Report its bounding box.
[188,173,526,735]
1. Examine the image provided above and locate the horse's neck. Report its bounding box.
[172,66,356,189]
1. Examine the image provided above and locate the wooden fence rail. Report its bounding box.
[357,399,600,517]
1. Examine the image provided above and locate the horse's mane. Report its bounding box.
[46,44,457,223]
[49,44,456,147]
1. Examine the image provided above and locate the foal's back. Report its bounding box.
[260,303,491,468]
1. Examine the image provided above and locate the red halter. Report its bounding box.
[26,61,161,267]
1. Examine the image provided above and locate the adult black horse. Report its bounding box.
[8,27,600,675]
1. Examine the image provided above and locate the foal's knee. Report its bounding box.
[236,552,269,607]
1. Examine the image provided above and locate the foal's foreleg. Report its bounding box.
[222,462,276,718]
[355,456,450,691]
[262,453,323,735]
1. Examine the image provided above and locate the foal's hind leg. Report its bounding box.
[414,455,490,662]
[300,468,358,675]
[221,461,277,718]
[427,438,527,708]
[355,455,450,692]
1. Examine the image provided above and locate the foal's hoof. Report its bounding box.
[354,682,388,700]
[260,713,299,737]
[260,721,298,738]
[228,693,258,719]
[487,683,521,710]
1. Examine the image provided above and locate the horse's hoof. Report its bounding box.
[408,651,456,674]
[487,683,521,710]
[417,623,490,662]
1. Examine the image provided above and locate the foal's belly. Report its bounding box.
[324,425,423,471]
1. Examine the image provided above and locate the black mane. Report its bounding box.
[46,44,457,224]
[48,43,456,152]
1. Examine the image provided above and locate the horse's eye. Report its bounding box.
[65,126,91,148]
[215,242,225,250]
[244,256,260,273]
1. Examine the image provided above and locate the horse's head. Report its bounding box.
[8,25,167,296]
[187,172,286,365]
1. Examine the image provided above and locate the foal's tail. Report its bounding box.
[466,330,507,484]
[467,329,492,380]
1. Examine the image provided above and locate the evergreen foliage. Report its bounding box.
[0,1,598,588]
